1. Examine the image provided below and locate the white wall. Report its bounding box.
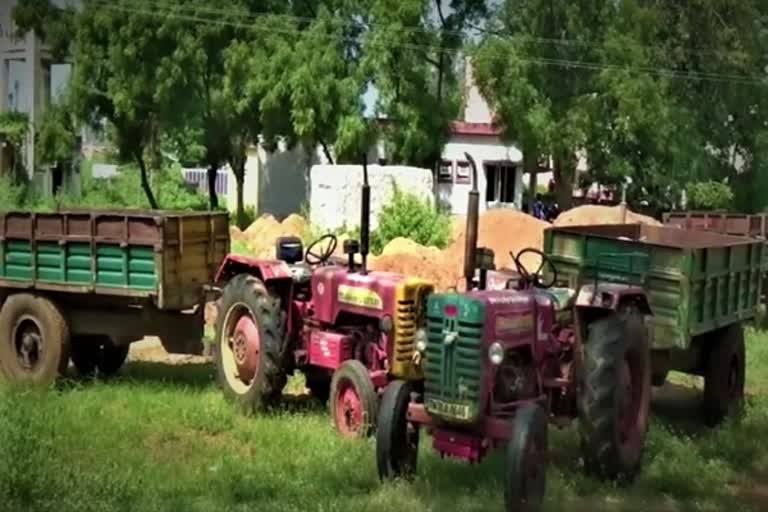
[310,164,434,231]
[440,135,524,215]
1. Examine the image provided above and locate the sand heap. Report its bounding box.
[241,214,307,258]
[554,205,661,227]
[448,209,551,271]
[369,238,460,291]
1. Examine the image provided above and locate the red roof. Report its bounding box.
[450,122,501,137]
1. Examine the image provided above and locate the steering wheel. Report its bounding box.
[511,248,558,289]
[305,234,338,266]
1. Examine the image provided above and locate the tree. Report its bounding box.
[472,0,616,209]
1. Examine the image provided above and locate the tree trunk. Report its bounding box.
[207,165,219,210]
[233,165,246,230]
[552,152,574,210]
[320,140,334,165]
[135,151,158,209]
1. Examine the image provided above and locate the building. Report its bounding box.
[0,0,73,191]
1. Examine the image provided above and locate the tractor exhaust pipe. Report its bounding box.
[464,152,480,290]
[360,155,371,275]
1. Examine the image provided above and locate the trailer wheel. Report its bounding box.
[215,274,287,414]
[0,294,70,385]
[505,403,548,512]
[71,336,99,377]
[377,380,419,480]
[97,340,130,376]
[703,323,745,427]
[578,310,651,481]
[71,336,130,377]
[330,360,378,438]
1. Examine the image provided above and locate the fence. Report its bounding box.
[182,168,229,196]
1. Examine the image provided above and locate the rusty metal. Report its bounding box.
[463,152,480,290]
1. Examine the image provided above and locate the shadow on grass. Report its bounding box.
[115,361,215,389]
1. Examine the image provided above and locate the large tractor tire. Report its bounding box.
[578,310,651,481]
[215,274,287,414]
[703,323,745,427]
[330,360,378,439]
[376,380,419,480]
[0,294,70,386]
[71,336,130,378]
[505,403,548,512]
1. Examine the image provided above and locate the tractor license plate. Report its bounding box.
[426,398,472,421]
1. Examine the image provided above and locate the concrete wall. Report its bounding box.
[310,164,434,231]
[440,135,524,215]
[256,143,326,221]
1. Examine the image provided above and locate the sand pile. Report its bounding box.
[554,205,661,227]
[242,214,307,258]
[449,209,551,270]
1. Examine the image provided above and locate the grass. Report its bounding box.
[2,332,768,512]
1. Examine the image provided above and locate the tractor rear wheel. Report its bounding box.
[376,380,419,480]
[703,323,745,427]
[0,294,70,386]
[215,274,287,414]
[505,403,548,512]
[578,310,651,481]
[330,360,377,438]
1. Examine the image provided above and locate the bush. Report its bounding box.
[687,181,734,210]
[370,186,450,254]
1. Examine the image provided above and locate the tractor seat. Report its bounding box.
[540,287,577,311]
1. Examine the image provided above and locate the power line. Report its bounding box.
[85,0,768,86]
[93,0,760,62]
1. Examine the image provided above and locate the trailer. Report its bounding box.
[0,210,229,383]
[544,223,764,425]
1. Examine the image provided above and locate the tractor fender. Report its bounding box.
[574,283,652,316]
[214,254,293,286]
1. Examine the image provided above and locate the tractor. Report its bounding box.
[376,154,652,511]
[212,161,434,438]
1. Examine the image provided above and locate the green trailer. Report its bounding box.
[544,223,764,424]
[0,209,229,384]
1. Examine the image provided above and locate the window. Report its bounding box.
[485,163,517,204]
[456,161,471,184]
[438,160,453,182]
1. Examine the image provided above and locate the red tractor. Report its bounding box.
[212,162,434,437]
[376,155,652,511]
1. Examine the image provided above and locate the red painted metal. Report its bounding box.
[449,121,502,137]
[308,331,354,370]
[335,378,364,438]
[433,430,488,462]
[232,314,260,383]
[214,254,293,284]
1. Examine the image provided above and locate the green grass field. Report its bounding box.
[2,331,768,512]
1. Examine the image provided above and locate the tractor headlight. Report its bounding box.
[489,342,505,366]
[415,328,428,353]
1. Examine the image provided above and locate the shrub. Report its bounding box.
[370,186,450,255]
[686,181,734,210]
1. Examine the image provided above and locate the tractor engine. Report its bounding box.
[418,290,542,424]
[306,268,434,380]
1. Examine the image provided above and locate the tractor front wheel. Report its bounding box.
[376,380,419,480]
[703,323,745,427]
[578,310,651,481]
[215,274,287,414]
[505,403,548,512]
[330,360,377,438]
